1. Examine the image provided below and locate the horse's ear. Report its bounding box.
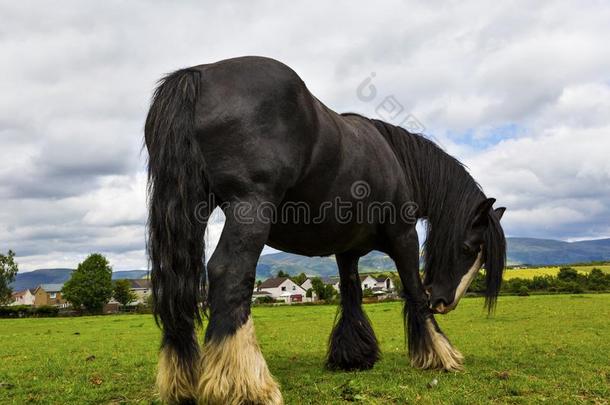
[465,198,495,249]
[471,198,495,229]
[494,207,506,221]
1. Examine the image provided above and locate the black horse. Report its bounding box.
[145,56,506,405]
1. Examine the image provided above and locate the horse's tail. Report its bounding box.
[145,68,209,401]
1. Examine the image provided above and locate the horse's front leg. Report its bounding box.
[199,200,282,405]
[390,226,463,371]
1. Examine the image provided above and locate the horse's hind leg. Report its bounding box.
[390,226,463,371]
[326,252,380,370]
[198,198,282,405]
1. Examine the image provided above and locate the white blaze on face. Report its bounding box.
[444,251,484,312]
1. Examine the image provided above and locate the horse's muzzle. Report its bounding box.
[425,288,455,314]
[429,296,456,314]
[432,302,451,314]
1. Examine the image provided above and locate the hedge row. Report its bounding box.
[469,267,610,295]
[0,305,59,318]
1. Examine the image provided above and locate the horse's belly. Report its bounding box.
[267,222,376,257]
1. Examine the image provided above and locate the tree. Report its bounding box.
[530,275,552,290]
[587,268,609,291]
[558,281,583,294]
[0,250,19,305]
[113,279,137,307]
[276,270,288,278]
[291,272,307,286]
[62,253,113,313]
[311,277,336,301]
[390,273,403,296]
[557,267,579,282]
[505,278,528,294]
[468,273,486,294]
[326,284,338,300]
[311,277,325,298]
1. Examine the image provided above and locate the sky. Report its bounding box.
[1,1,609,272]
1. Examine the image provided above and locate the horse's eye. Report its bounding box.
[462,243,471,253]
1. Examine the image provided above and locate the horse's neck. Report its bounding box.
[389,130,482,222]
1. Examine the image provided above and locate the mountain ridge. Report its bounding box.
[11,237,610,289]
[11,269,148,291]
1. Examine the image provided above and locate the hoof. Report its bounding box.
[411,319,464,371]
[198,318,283,405]
[157,346,199,404]
[326,311,380,371]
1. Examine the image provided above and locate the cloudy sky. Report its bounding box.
[2,1,609,272]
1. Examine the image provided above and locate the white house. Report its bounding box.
[322,277,340,291]
[373,276,395,292]
[301,277,339,291]
[359,275,395,294]
[256,277,307,303]
[107,279,152,306]
[302,275,394,293]
[128,279,152,304]
[360,275,378,290]
[252,290,274,302]
[300,278,316,301]
[301,277,341,301]
[10,289,35,306]
[300,278,314,291]
[299,274,395,300]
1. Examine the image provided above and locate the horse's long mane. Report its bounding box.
[360,116,505,310]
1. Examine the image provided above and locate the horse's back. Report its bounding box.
[190,56,319,198]
[195,56,311,123]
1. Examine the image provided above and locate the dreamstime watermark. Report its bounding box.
[194,180,418,226]
[356,72,445,149]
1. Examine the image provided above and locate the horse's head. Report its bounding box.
[424,198,506,314]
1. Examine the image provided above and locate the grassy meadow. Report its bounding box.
[1,294,609,404]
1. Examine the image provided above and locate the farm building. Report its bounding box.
[32,284,69,308]
[301,277,340,292]
[257,274,396,303]
[371,276,395,293]
[106,279,152,309]
[10,289,35,306]
[128,279,152,304]
[300,277,340,301]
[252,290,274,302]
[360,275,378,290]
[256,277,307,303]
[322,277,340,290]
[301,275,395,295]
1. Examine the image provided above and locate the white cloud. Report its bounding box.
[1,0,609,271]
[467,125,610,239]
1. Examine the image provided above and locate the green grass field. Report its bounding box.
[504,265,610,280]
[1,295,609,404]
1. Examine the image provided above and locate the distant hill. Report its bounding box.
[11,238,610,288]
[507,237,610,266]
[255,237,610,279]
[10,268,74,291]
[113,270,149,280]
[11,269,149,291]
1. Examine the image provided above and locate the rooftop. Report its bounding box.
[11,290,30,298]
[37,283,64,293]
[129,279,151,289]
[259,277,290,289]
